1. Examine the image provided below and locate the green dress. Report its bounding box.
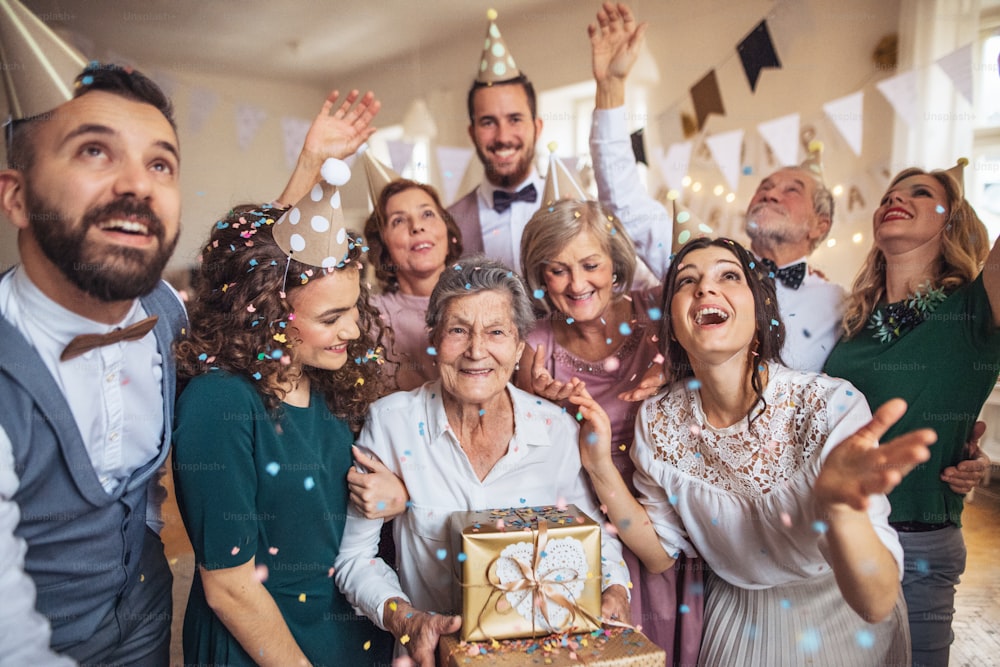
[823,274,1000,525]
[173,371,393,666]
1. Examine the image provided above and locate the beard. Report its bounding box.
[744,203,809,247]
[25,187,178,302]
[476,140,536,189]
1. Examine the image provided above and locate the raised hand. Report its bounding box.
[347,446,409,519]
[529,344,588,403]
[588,2,648,100]
[815,398,936,512]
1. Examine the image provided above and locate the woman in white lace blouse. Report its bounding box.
[572,237,937,666]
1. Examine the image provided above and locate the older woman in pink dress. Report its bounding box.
[518,198,701,664]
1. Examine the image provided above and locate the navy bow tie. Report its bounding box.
[492,183,537,213]
[759,258,806,290]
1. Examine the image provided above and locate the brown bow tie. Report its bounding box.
[60,315,159,362]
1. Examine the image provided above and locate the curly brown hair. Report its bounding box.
[363,179,463,293]
[176,204,390,428]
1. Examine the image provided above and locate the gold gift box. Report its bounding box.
[437,628,667,667]
[450,505,602,642]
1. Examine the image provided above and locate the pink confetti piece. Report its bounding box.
[231,546,240,556]
[653,353,665,364]
[268,546,279,555]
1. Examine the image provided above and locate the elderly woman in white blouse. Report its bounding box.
[572,237,936,666]
[334,257,631,667]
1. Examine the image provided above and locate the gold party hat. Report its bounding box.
[0,0,87,119]
[943,157,968,197]
[541,142,586,205]
[359,145,401,209]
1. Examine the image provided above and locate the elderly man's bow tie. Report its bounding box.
[759,258,806,290]
[61,316,158,362]
[492,183,537,213]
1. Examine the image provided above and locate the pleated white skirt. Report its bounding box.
[698,570,910,667]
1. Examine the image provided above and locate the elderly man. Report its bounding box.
[0,60,185,665]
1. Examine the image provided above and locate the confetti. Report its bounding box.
[269,546,279,555]
[855,629,875,649]
[304,476,316,491]
[265,462,280,476]
[231,546,241,556]
[298,593,307,603]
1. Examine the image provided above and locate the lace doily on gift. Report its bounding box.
[494,536,588,631]
[644,369,829,497]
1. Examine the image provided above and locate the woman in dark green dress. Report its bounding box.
[173,200,393,666]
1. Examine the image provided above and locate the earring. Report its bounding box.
[612,273,619,283]
[515,362,520,372]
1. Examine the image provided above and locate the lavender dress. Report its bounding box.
[525,289,703,665]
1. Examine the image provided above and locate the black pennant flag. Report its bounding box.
[738,20,781,92]
[630,128,647,165]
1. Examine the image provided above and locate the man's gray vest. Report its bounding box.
[0,279,186,650]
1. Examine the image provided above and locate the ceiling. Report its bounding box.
[23,0,567,87]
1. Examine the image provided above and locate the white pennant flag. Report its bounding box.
[436,146,475,204]
[756,113,800,167]
[235,104,268,151]
[188,87,219,135]
[658,141,693,193]
[705,130,745,192]
[823,91,864,156]
[280,117,311,170]
[386,139,416,174]
[935,43,973,104]
[876,70,920,126]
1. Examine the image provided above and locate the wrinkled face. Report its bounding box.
[745,168,822,250]
[382,187,450,282]
[287,268,362,372]
[541,230,615,324]
[21,91,181,301]
[670,246,756,367]
[436,290,525,407]
[873,174,949,257]
[468,84,541,189]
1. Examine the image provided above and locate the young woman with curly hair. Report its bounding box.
[172,204,394,666]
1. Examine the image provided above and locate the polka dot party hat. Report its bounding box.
[272,158,352,269]
[476,8,521,84]
[541,142,586,205]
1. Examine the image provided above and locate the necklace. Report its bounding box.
[867,281,948,343]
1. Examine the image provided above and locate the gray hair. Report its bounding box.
[520,199,636,316]
[786,166,835,250]
[426,255,536,342]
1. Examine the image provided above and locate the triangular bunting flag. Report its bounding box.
[235,104,267,151]
[823,91,864,156]
[630,128,648,165]
[756,113,800,167]
[737,20,781,92]
[935,43,973,104]
[691,70,725,131]
[187,86,219,135]
[435,145,475,205]
[876,69,919,126]
[658,141,693,193]
[386,138,415,174]
[705,129,745,192]
[281,116,311,170]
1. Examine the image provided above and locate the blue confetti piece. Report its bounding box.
[812,520,828,534]
[252,372,262,380]
[802,329,811,338]
[81,74,94,85]
[935,204,946,214]
[436,548,448,560]
[265,462,280,476]
[479,409,486,416]
[566,318,575,325]
[687,379,702,390]
[770,319,780,326]
[405,500,414,509]
[855,629,875,649]
[426,346,437,356]
[915,558,930,575]
[465,283,472,290]
[668,494,678,505]
[711,517,719,526]
[742,165,753,175]
[605,337,613,345]
[376,501,386,511]
[679,604,690,614]
[198,353,207,361]
[519,498,526,503]
[845,390,854,396]
[744,622,758,639]
[619,323,632,335]
[586,432,599,444]
[748,261,755,269]
[304,476,315,490]
[780,599,791,609]
[533,288,545,299]
[271,349,283,359]
[457,552,467,562]
[799,628,821,653]
[648,307,662,320]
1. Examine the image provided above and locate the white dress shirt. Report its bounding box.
[474,170,545,273]
[769,258,846,372]
[334,381,630,630]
